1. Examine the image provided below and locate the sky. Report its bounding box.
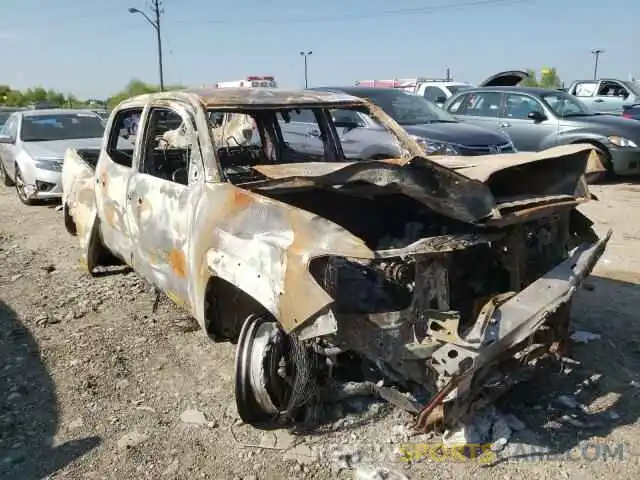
[0,0,636,99]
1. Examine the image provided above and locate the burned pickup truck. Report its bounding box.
[61,87,610,431]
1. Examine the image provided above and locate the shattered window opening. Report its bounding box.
[139,106,195,185]
[107,107,143,168]
[206,104,414,185]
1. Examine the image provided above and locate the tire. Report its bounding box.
[0,161,14,187]
[14,165,36,205]
[234,313,295,425]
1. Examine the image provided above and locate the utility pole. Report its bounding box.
[591,49,604,81]
[300,51,312,88]
[129,1,165,91]
[445,67,451,81]
[154,0,164,92]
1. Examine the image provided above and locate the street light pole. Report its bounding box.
[591,49,604,81]
[299,51,312,88]
[129,0,165,91]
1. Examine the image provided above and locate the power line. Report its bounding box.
[4,0,529,40]
[173,0,530,25]
[4,0,531,48]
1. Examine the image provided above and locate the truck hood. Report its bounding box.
[404,122,510,146]
[23,137,103,160]
[479,70,529,87]
[243,144,594,225]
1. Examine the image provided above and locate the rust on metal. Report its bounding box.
[168,248,187,278]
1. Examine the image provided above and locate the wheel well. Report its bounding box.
[63,203,78,236]
[369,154,391,160]
[204,276,270,343]
[571,139,610,160]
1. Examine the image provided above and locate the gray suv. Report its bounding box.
[444,85,640,177]
[300,87,515,159]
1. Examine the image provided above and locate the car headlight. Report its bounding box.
[410,135,459,155]
[34,159,63,171]
[608,136,638,148]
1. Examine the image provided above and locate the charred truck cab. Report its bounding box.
[61,87,610,432]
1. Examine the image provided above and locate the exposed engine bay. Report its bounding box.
[233,179,610,431]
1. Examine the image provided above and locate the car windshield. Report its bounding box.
[0,112,12,127]
[354,89,458,125]
[20,113,105,142]
[540,91,594,117]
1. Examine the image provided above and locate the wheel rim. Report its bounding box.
[234,314,294,424]
[15,168,28,202]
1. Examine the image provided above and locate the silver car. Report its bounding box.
[0,109,105,204]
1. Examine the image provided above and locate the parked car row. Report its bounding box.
[299,86,514,158]
[345,70,640,178]
[2,73,639,211]
[444,83,640,177]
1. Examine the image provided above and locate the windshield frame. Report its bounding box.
[0,113,12,127]
[539,91,594,118]
[205,102,422,175]
[19,112,105,142]
[446,85,472,96]
[621,80,640,97]
[348,89,459,126]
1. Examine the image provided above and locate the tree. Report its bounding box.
[106,79,185,109]
[521,68,563,89]
[0,79,185,110]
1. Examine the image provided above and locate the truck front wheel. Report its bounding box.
[63,203,77,236]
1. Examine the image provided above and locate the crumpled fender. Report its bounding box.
[62,148,99,271]
[194,184,374,334]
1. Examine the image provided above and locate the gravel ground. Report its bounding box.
[1,180,640,480]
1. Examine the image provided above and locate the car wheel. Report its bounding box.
[234,313,301,425]
[0,161,14,187]
[14,165,36,205]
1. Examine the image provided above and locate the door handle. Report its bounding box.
[128,192,143,205]
[500,122,511,128]
[308,129,321,137]
[594,99,605,103]
[127,191,142,204]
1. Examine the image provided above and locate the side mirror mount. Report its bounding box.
[0,135,15,144]
[528,111,547,122]
[241,127,253,141]
[171,167,188,185]
[435,96,447,106]
[334,120,362,130]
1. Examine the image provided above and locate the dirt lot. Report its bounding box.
[1,180,640,480]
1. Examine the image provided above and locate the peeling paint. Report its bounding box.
[168,248,187,278]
